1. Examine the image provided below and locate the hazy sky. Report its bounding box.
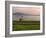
[12,5,41,21]
[13,7,41,15]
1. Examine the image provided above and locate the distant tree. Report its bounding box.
[19,16,23,22]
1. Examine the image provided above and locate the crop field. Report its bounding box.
[12,21,40,31]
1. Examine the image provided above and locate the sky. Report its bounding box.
[12,5,41,21]
[13,7,41,15]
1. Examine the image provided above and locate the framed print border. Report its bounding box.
[5,1,45,37]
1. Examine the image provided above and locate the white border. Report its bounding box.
[10,4,43,34]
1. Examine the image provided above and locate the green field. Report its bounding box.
[12,21,40,31]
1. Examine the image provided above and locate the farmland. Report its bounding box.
[12,21,40,31]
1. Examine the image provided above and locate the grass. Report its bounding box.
[12,21,40,31]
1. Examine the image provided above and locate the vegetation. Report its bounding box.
[12,21,40,31]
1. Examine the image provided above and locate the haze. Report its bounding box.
[13,7,41,15]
